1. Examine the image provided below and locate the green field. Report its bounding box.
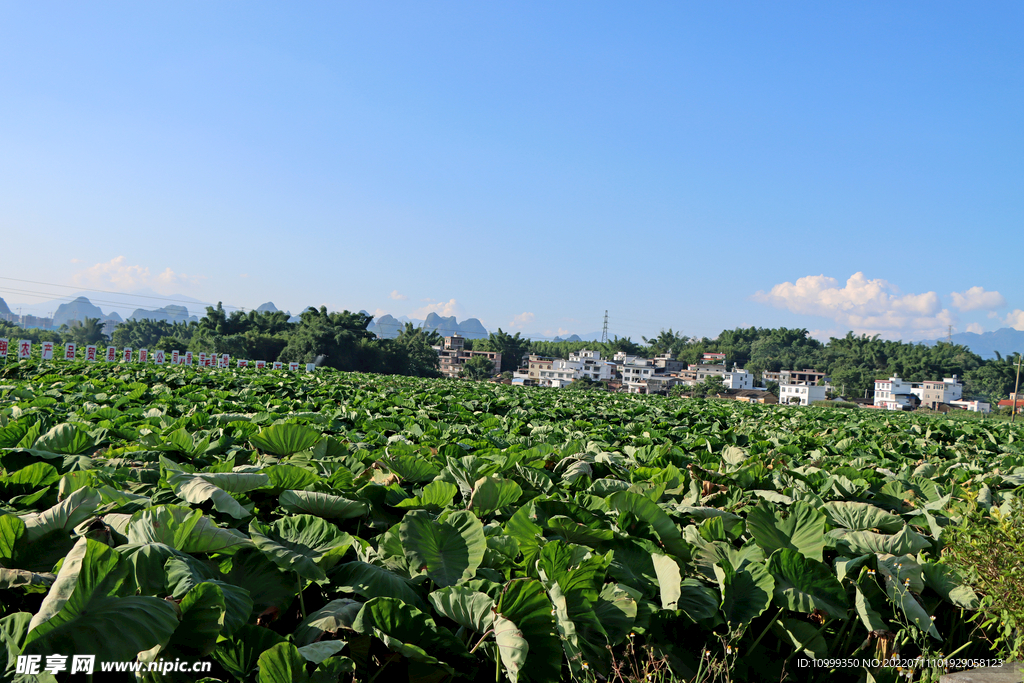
[1,361,1022,682]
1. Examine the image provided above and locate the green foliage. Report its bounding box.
[0,361,1020,681]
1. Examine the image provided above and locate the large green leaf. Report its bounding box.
[830,526,932,556]
[606,490,688,558]
[0,514,27,565]
[921,563,979,610]
[351,597,469,669]
[196,471,270,493]
[497,578,561,683]
[128,506,252,555]
[279,490,369,520]
[294,598,362,646]
[399,510,486,587]
[256,641,310,683]
[651,553,682,610]
[250,424,322,457]
[158,582,226,658]
[329,561,428,611]
[214,625,286,681]
[714,560,775,630]
[393,481,458,511]
[746,500,827,562]
[822,501,904,533]
[169,473,250,519]
[767,549,849,620]
[249,515,352,583]
[23,539,179,661]
[469,476,523,516]
[18,487,100,543]
[494,611,529,683]
[885,575,941,640]
[771,617,828,659]
[428,586,495,633]
[32,423,96,455]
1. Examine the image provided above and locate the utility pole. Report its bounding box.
[601,310,608,344]
[1012,353,1022,424]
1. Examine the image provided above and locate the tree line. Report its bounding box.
[2,312,1018,401]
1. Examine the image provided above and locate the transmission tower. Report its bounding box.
[947,325,954,343]
[601,310,608,344]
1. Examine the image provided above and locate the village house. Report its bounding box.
[910,377,963,410]
[780,383,828,405]
[762,368,827,385]
[434,335,502,378]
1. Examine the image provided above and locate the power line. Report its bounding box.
[0,276,221,308]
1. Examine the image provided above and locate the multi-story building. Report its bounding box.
[526,355,555,384]
[721,365,755,390]
[653,353,687,373]
[688,364,729,382]
[702,352,726,364]
[780,384,828,406]
[910,377,963,409]
[567,349,616,382]
[763,369,827,386]
[435,336,502,379]
[873,376,917,410]
[620,358,656,391]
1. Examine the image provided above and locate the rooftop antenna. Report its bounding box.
[601,310,608,344]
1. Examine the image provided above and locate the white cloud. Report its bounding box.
[73,256,203,294]
[511,312,535,329]
[1005,310,1024,331]
[950,286,1005,312]
[70,258,82,264]
[966,323,985,334]
[411,298,462,319]
[389,290,408,301]
[753,272,954,339]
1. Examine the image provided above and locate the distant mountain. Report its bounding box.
[52,297,108,326]
[420,313,489,339]
[520,330,604,342]
[919,327,1024,360]
[128,305,198,324]
[368,314,405,338]
[256,302,279,313]
[0,297,12,316]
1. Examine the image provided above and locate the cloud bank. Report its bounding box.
[72,256,203,294]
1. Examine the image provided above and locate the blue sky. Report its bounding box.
[2,2,1022,341]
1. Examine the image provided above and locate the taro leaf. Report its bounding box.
[855,585,887,632]
[399,510,486,587]
[279,490,368,520]
[771,617,828,659]
[261,464,321,492]
[835,554,873,583]
[170,473,250,519]
[823,502,904,533]
[159,582,227,658]
[884,575,940,640]
[249,515,352,583]
[214,626,287,680]
[606,490,688,558]
[389,455,440,483]
[19,487,100,543]
[161,566,253,639]
[746,501,827,562]
[195,471,270,493]
[921,563,979,610]
[120,542,193,595]
[545,516,614,545]
[876,554,924,593]
[32,423,95,455]
[257,641,310,683]
[128,506,252,555]
[830,526,932,556]
[469,476,523,516]
[676,579,720,623]
[250,424,321,457]
[22,539,179,662]
[429,586,495,633]
[0,462,60,497]
[497,578,562,683]
[294,598,363,646]
[297,640,345,664]
[1,612,32,673]
[0,568,55,591]
[351,597,469,669]
[393,481,458,511]
[714,560,775,630]
[651,553,682,610]
[329,561,428,612]
[0,514,26,564]
[546,581,584,675]
[594,583,637,645]
[493,611,529,683]
[223,547,300,618]
[767,549,849,620]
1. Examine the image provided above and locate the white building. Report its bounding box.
[567,349,616,382]
[780,384,828,406]
[620,358,656,390]
[873,376,918,410]
[721,365,754,390]
[910,377,963,409]
[948,399,990,413]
